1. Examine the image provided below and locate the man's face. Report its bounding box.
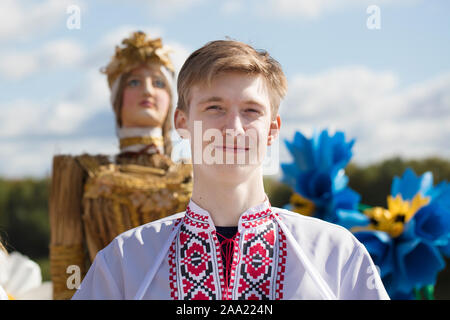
[175,71,280,182]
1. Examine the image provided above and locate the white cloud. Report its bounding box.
[0,0,84,42]
[220,0,244,15]
[0,71,114,178]
[0,53,39,80]
[226,0,422,19]
[0,68,109,138]
[40,39,85,67]
[0,142,55,178]
[0,137,117,178]
[0,98,78,137]
[0,0,85,80]
[147,0,206,19]
[264,0,338,19]
[46,102,90,134]
[0,100,44,137]
[0,38,85,80]
[165,41,192,75]
[279,67,450,165]
[0,21,190,81]
[283,66,399,121]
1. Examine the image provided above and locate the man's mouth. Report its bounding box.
[215,145,249,152]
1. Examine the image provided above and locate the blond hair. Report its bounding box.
[177,40,287,120]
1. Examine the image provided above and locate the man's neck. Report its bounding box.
[191,167,267,227]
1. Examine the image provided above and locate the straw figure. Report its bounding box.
[49,31,192,300]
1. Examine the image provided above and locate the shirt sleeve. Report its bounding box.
[71,250,123,300]
[339,242,390,300]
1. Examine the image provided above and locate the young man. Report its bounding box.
[72,40,389,300]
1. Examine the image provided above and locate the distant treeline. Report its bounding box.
[346,157,450,207]
[266,157,450,208]
[1,156,450,263]
[0,177,50,259]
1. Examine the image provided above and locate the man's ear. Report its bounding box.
[268,114,281,146]
[174,108,189,139]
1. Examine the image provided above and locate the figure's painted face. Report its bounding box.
[121,64,170,128]
[175,71,280,183]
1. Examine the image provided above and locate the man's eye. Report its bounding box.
[154,79,166,88]
[206,105,221,111]
[128,79,141,87]
[246,108,259,113]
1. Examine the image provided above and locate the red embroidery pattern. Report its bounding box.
[179,224,219,300]
[275,221,287,300]
[169,205,287,300]
[235,220,283,300]
[184,206,210,230]
[211,232,226,298]
[241,208,273,228]
[168,219,182,300]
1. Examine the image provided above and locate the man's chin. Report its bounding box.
[196,162,261,180]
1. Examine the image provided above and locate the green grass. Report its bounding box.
[35,257,51,282]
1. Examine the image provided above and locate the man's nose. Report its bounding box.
[223,110,245,137]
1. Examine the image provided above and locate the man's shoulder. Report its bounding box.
[272,207,360,250]
[105,211,186,256]
[122,211,184,237]
[273,207,352,232]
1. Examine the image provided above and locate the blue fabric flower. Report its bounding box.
[391,168,434,200]
[392,169,450,255]
[355,226,446,299]
[413,202,450,245]
[395,237,445,294]
[355,168,450,299]
[281,129,360,225]
[280,129,450,299]
[438,241,450,257]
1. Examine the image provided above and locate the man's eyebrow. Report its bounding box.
[197,96,224,105]
[242,99,266,108]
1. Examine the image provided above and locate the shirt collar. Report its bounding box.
[184,195,273,232]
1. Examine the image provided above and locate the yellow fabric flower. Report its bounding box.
[362,194,430,237]
[387,194,430,223]
[290,193,315,217]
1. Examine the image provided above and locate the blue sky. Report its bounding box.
[0,0,449,178]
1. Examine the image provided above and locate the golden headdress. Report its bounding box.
[101,31,175,89]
